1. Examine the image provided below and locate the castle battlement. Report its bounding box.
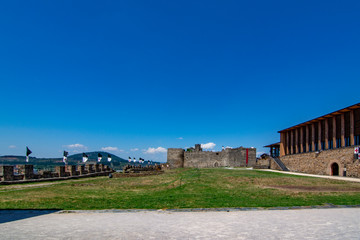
[167,144,256,168]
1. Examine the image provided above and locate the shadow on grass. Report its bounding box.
[0,210,60,224]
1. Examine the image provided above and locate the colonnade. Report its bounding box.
[280,108,360,157]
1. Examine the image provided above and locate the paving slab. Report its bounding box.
[1,208,360,239]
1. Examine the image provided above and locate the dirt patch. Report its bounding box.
[268,185,360,192]
[71,183,96,187]
[224,176,309,186]
[112,171,164,178]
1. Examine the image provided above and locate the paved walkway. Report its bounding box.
[258,169,360,183]
[1,208,360,239]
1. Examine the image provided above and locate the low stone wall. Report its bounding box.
[278,146,360,178]
[0,164,115,184]
[269,158,283,171]
[113,171,164,178]
[255,157,282,170]
[123,164,162,173]
[255,158,270,169]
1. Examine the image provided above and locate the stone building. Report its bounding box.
[167,144,256,168]
[266,103,360,177]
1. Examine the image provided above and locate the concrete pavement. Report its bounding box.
[1,208,360,239]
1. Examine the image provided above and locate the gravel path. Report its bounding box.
[258,169,360,183]
[1,208,359,239]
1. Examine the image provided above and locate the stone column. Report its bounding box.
[98,164,104,172]
[56,166,66,177]
[295,128,298,154]
[2,166,14,181]
[318,121,322,150]
[24,165,34,180]
[325,118,329,149]
[280,132,286,157]
[101,164,106,171]
[77,165,86,175]
[333,116,337,148]
[300,127,304,153]
[350,110,355,146]
[67,165,77,176]
[305,125,309,152]
[86,164,95,173]
[311,123,315,151]
[95,164,101,172]
[341,113,345,147]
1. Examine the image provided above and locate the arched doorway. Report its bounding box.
[331,162,339,176]
[214,162,219,168]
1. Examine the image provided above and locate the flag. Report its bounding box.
[133,157,136,163]
[26,147,32,162]
[107,154,112,162]
[63,151,68,164]
[98,153,102,162]
[82,153,88,163]
[128,157,132,163]
[148,160,150,164]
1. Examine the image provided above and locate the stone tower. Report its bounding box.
[195,144,202,152]
[167,148,185,168]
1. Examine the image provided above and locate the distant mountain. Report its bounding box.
[0,152,160,170]
[66,151,128,164]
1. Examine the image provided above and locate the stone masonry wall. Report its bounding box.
[167,146,256,169]
[278,146,360,178]
[184,151,224,168]
[182,147,256,168]
[167,148,185,168]
[229,147,256,167]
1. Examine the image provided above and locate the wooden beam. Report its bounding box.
[350,110,355,146]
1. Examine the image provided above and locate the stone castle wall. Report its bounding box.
[184,151,224,168]
[278,146,360,178]
[168,146,256,168]
[167,148,185,168]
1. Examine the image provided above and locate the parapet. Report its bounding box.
[0,164,115,184]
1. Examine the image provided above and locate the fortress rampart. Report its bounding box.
[0,164,114,184]
[167,144,256,168]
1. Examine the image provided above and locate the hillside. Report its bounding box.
[0,152,155,170]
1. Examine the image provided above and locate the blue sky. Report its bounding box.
[1,0,359,162]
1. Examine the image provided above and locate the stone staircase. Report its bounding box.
[272,157,289,171]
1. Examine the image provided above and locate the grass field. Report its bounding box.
[1,168,360,210]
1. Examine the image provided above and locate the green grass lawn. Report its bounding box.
[1,168,360,210]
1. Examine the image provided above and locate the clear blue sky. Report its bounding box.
[1,0,359,162]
